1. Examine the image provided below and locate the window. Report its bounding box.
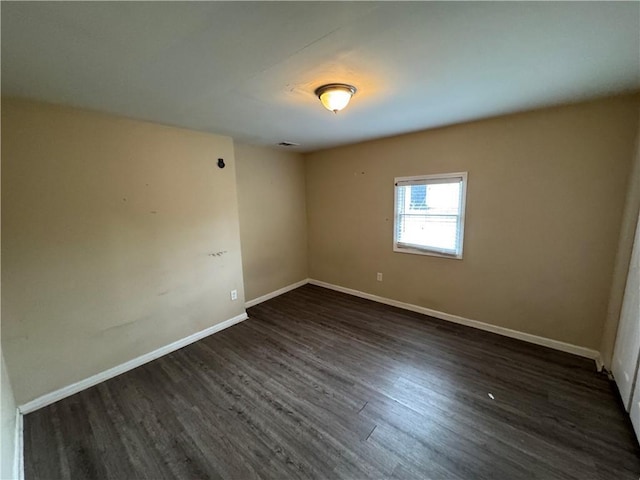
[394,172,467,258]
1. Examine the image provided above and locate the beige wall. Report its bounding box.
[235,144,308,301]
[1,99,246,404]
[305,95,640,350]
[1,352,17,480]
[601,118,640,368]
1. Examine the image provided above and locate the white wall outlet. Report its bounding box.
[376,272,383,282]
[230,289,238,301]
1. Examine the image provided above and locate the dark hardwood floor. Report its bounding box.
[25,284,640,479]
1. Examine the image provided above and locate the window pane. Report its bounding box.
[396,181,461,252]
[398,214,458,250]
[425,182,460,214]
[410,185,427,209]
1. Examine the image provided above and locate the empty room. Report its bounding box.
[2,1,640,479]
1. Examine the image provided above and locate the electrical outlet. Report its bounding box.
[376,272,383,282]
[230,289,238,301]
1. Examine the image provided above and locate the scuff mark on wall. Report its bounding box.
[99,317,139,334]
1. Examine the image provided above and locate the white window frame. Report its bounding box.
[393,172,468,259]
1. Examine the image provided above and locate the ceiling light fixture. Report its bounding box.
[315,83,357,113]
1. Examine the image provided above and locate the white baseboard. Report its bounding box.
[14,409,23,480]
[309,279,601,362]
[18,312,248,414]
[17,279,603,414]
[245,279,309,308]
[595,355,605,373]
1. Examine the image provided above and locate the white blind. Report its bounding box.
[395,175,464,256]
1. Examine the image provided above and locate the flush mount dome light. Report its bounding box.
[315,83,357,113]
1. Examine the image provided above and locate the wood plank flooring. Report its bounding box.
[24,284,640,479]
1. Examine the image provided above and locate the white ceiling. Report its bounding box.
[2,2,639,152]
